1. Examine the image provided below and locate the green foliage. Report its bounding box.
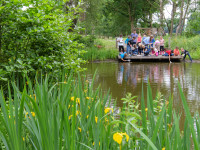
[0,73,200,149]
[164,35,200,59]
[81,46,118,61]
[0,0,86,79]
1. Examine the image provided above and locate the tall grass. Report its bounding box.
[0,73,200,149]
[165,35,200,59]
[82,46,118,61]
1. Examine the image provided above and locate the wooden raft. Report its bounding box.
[118,55,183,62]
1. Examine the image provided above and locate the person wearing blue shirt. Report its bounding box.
[125,35,131,54]
[131,30,138,43]
[119,49,127,61]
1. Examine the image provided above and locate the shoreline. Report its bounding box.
[88,58,199,63]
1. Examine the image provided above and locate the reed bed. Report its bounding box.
[0,73,199,150]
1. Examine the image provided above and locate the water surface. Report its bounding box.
[84,62,200,118]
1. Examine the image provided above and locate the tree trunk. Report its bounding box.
[170,1,177,36]
[65,0,79,32]
[0,18,2,54]
[176,0,184,36]
[128,4,134,32]
[159,0,164,29]
[180,0,190,34]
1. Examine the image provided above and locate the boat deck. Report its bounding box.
[118,55,183,62]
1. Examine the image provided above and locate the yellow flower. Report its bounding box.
[33,94,36,101]
[23,137,25,141]
[29,95,32,97]
[86,97,90,100]
[76,110,81,116]
[9,115,11,118]
[25,112,28,118]
[64,81,66,84]
[121,132,129,142]
[113,132,129,145]
[8,58,11,62]
[145,108,148,112]
[86,115,89,119]
[68,105,71,109]
[78,127,82,132]
[113,132,123,145]
[84,89,87,93]
[105,117,109,123]
[71,97,74,101]
[76,98,80,105]
[162,147,165,150]
[166,101,169,105]
[31,112,35,117]
[69,115,73,120]
[93,142,94,146]
[88,106,90,109]
[104,107,113,114]
[168,123,172,128]
[95,116,98,123]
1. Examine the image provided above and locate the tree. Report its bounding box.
[0,0,86,77]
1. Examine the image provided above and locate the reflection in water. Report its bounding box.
[84,62,200,117]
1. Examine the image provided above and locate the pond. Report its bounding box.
[84,62,200,125]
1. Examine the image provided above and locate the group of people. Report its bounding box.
[117,30,192,62]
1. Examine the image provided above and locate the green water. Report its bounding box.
[84,62,200,124]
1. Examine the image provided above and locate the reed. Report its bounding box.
[81,46,118,61]
[0,73,199,150]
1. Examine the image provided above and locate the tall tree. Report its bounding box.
[170,0,178,36]
[176,0,184,36]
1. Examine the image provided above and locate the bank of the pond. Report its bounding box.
[83,35,200,62]
[81,46,118,61]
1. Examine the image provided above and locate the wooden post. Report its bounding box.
[116,37,118,49]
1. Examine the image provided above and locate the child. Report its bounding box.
[163,48,174,62]
[132,44,138,55]
[137,33,142,45]
[181,48,192,62]
[125,35,131,54]
[160,36,164,54]
[117,34,124,52]
[154,38,160,55]
[173,47,180,56]
[144,47,149,56]
[119,49,127,61]
[137,43,143,55]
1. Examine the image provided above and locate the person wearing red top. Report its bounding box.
[173,47,180,56]
[137,33,142,44]
[163,48,174,62]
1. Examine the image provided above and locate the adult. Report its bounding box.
[173,47,180,56]
[149,35,155,49]
[160,36,165,54]
[181,48,192,62]
[131,30,138,43]
[117,34,124,52]
[142,35,150,47]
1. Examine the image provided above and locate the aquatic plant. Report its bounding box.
[0,73,199,150]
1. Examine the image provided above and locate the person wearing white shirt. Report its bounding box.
[117,34,124,52]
